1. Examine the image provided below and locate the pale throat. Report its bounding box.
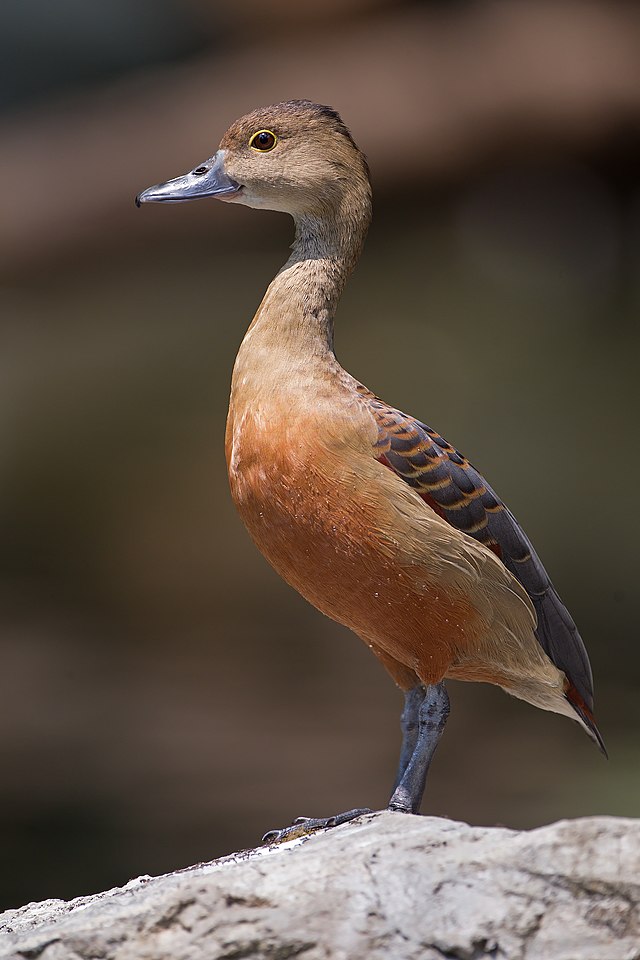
[239,198,371,365]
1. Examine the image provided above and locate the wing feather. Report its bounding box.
[369,397,596,715]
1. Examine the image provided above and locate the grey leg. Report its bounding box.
[393,684,427,790]
[388,681,450,814]
[261,682,448,843]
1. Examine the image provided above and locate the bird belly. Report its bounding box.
[225,407,566,707]
[226,412,484,686]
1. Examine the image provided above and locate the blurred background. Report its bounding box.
[1,0,639,911]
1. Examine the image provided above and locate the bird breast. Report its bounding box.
[224,399,486,684]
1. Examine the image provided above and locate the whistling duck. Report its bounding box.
[136,101,604,840]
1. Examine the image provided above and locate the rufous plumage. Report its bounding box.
[137,100,604,839]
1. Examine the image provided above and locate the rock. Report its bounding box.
[1,811,638,960]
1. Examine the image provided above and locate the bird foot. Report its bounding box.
[261,807,372,844]
[387,785,419,814]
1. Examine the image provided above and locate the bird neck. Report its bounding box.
[239,187,372,367]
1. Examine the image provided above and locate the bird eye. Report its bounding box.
[249,129,277,152]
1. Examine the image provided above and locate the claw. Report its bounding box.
[261,829,283,843]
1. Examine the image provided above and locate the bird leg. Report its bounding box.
[388,681,450,814]
[262,683,449,842]
[393,684,427,790]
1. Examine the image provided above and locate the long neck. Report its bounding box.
[238,185,372,368]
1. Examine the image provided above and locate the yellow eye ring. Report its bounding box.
[249,129,277,152]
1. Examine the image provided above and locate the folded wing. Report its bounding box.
[369,397,601,746]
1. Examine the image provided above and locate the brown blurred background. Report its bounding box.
[1,0,639,911]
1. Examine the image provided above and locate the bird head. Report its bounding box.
[136,100,370,221]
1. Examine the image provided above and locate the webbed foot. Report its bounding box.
[261,807,372,844]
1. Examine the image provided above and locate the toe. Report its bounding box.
[261,808,373,845]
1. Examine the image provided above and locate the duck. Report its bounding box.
[136,100,605,841]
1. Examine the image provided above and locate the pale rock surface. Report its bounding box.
[1,811,638,960]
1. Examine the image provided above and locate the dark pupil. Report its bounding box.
[256,132,273,148]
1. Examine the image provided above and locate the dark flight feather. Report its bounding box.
[368,396,603,749]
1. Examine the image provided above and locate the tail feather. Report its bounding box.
[565,682,607,757]
[532,586,594,711]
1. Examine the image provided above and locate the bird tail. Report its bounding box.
[565,682,608,757]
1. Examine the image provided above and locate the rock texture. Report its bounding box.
[1,811,638,960]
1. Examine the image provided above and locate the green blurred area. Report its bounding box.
[1,0,639,911]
